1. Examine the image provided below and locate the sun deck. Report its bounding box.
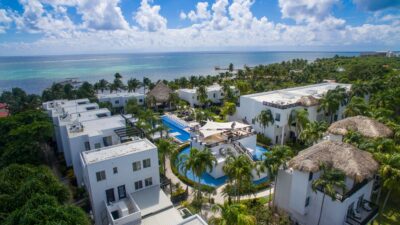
[67,115,125,137]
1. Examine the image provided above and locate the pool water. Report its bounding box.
[177,146,269,187]
[161,116,190,142]
[253,145,268,161]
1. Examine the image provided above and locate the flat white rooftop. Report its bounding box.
[61,103,98,114]
[179,84,223,94]
[67,115,125,137]
[177,215,208,225]
[61,108,110,123]
[45,98,90,108]
[97,92,144,99]
[81,138,156,164]
[244,83,351,105]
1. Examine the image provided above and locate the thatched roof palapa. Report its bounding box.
[147,82,173,103]
[297,95,319,107]
[288,141,378,183]
[328,116,393,138]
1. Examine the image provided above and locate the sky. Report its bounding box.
[0,0,399,56]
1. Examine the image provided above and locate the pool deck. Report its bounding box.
[165,154,274,205]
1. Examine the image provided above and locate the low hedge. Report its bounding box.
[170,143,216,193]
[223,179,272,196]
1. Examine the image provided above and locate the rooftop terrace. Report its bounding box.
[97,92,144,99]
[67,115,125,137]
[243,83,351,106]
[82,138,155,164]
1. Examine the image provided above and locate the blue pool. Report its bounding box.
[253,145,268,161]
[177,146,269,187]
[161,116,190,142]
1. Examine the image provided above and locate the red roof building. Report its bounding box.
[0,103,9,118]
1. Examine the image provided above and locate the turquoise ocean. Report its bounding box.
[0,52,359,94]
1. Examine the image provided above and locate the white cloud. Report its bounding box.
[0,9,12,33]
[0,0,399,55]
[184,2,211,22]
[134,0,167,32]
[278,0,339,23]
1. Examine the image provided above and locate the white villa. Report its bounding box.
[235,82,352,144]
[275,141,379,225]
[43,99,100,152]
[191,121,268,180]
[178,84,237,107]
[81,138,207,225]
[66,115,127,185]
[97,92,145,108]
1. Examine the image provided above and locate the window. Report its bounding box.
[334,114,338,122]
[132,161,141,171]
[275,113,281,122]
[145,177,153,187]
[113,167,118,174]
[143,159,151,168]
[84,142,91,151]
[309,172,313,181]
[134,180,143,190]
[139,99,143,103]
[305,197,310,207]
[275,136,279,144]
[103,136,112,147]
[86,106,96,110]
[213,93,216,98]
[251,118,255,125]
[118,185,126,199]
[77,101,87,105]
[96,171,106,182]
[106,188,115,203]
[115,100,119,104]
[94,143,101,149]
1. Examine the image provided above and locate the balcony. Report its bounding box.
[346,200,378,225]
[104,194,141,225]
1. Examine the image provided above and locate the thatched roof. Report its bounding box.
[297,95,319,106]
[147,82,173,103]
[288,141,378,182]
[328,116,393,138]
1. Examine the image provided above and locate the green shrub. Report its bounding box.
[257,134,271,146]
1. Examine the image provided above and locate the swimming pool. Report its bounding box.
[161,116,190,142]
[253,145,268,161]
[177,146,269,187]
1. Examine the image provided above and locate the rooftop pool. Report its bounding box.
[177,146,269,187]
[161,115,190,142]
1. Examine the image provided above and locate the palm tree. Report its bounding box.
[168,92,180,109]
[223,154,254,202]
[344,96,370,117]
[179,148,216,201]
[256,109,274,134]
[299,121,328,145]
[196,85,208,106]
[373,153,400,215]
[143,77,152,94]
[263,145,294,207]
[97,79,109,93]
[311,164,346,225]
[350,81,370,98]
[288,108,310,139]
[156,138,176,174]
[318,87,347,123]
[127,78,141,92]
[114,72,122,79]
[209,203,256,225]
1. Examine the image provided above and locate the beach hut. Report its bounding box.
[146,82,173,108]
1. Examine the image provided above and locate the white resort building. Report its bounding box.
[97,92,145,108]
[235,82,351,144]
[43,99,99,152]
[81,138,207,225]
[191,121,268,180]
[66,115,128,185]
[178,84,236,107]
[275,140,379,225]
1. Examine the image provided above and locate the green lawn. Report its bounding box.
[373,189,400,225]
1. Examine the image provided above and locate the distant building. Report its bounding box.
[178,84,237,107]
[235,83,352,144]
[0,103,9,118]
[275,141,379,225]
[81,138,207,225]
[97,92,145,108]
[147,82,173,108]
[57,78,83,89]
[360,51,395,57]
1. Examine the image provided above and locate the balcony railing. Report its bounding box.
[316,179,369,202]
[346,200,378,225]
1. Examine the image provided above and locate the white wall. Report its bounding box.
[82,146,159,225]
